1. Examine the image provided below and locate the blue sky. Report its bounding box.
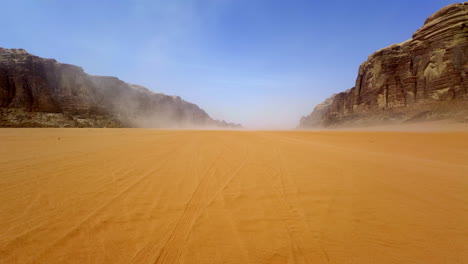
[0,0,460,128]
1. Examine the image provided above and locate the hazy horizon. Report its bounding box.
[0,0,459,129]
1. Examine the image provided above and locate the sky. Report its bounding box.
[0,0,460,129]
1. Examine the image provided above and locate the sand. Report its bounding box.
[0,129,467,264]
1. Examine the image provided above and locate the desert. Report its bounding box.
[1,1,468,263]
[1,128,467,263]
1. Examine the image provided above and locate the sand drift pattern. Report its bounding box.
[0,129,467,263]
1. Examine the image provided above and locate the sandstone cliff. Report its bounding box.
[299,3,468,128]
[0,48,241,128]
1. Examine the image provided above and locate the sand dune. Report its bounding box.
[0,129,467,263]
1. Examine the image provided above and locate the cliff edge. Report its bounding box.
[299,3,468,128]
[0,48,241,128]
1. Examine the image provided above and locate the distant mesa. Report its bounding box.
[299,3,468,128]
[0,48,241,128]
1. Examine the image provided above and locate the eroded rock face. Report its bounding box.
[0,48,241,128]
[300,3,468,128]
[298,93,338,128]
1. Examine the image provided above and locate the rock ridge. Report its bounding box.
[0,48,241,128]
[299,3,468,128]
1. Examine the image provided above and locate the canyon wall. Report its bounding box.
[0,48,240,128]
[300,3,468,128]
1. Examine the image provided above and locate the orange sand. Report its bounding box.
[0,129,467,263]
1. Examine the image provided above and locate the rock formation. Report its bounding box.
[299,3,468,128]
[0,48,241,128]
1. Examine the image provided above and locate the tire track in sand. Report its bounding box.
[24,144,183,264]
[127,137,226,264]
[147,142,250,264]
[254,134,329,264]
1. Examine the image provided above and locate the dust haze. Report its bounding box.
[1,1,468,264]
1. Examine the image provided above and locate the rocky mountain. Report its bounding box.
[0,48,241,128]
[299,3,468,128]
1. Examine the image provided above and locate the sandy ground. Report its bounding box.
[0,129,467,264]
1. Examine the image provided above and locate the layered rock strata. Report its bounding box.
[0,48,240,128]
[299,3,468,128]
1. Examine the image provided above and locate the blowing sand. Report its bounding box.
[0,129,467,264]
